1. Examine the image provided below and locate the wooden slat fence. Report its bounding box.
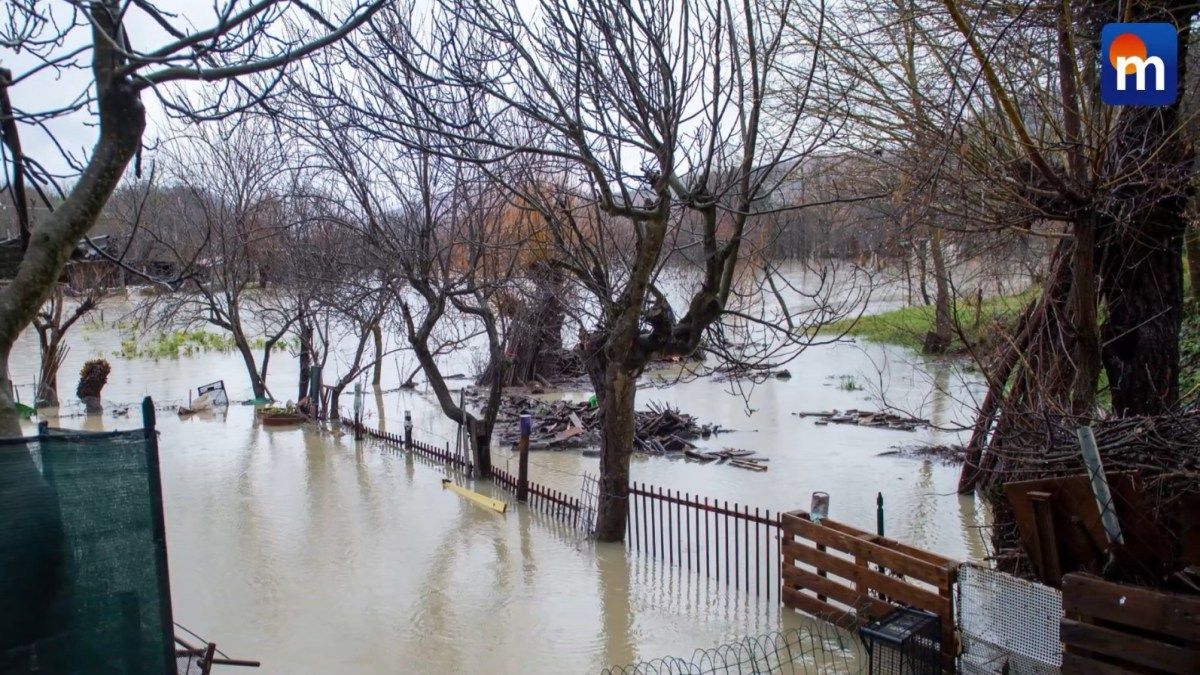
[779,510,958,670]
[1061,573,1200,674]
[627,482,780,600]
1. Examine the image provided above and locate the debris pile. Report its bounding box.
[683,447,768,471]
[794,409,930,432]
[495,395,717,454]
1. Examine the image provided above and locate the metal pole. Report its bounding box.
[403,410,413,451]
[1077,426,1124,546]
[517,414,531,502]
[876,492,885,537]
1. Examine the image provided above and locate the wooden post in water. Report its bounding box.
[403,410,413,451]
[473,418,492,479]
[517,414,531,502]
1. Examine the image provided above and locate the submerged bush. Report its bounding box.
[116,329,294,359]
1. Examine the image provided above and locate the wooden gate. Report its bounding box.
[779,510,958,670]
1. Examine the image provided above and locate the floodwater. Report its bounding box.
[10,292,991,673]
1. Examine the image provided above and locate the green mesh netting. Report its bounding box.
[0,422,174,674]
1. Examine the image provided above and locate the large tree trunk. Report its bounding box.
[478,262,570,387]
[232,332,267,400]
[298,318,312,401]
[923,226,952,353]
[1096,14,1192,415]
[591,359,637,543]
[1069,217,1102,414]
[329,386,343,419]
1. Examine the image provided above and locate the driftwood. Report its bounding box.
[794,409,930,432]
[494,395,708,454]
[683,447,769,471]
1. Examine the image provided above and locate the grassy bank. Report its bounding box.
[117,328,294,359]
[826,288,1039,353]
[833,290,1200,405]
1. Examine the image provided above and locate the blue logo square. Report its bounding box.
[1101,23,1178,106]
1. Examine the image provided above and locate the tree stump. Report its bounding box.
[76,359,111,413]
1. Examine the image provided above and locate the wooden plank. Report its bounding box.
[441,479,507,514]
[782,512,950,584]
[782,564,891,618]
[781,586,859,630]
[1061,618,1200,674]
[1062,651,1142,675]
[1063,574,1200,642]
[789,509,957,568]
[782,541,949,616]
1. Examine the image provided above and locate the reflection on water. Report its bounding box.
[9,302,989,672]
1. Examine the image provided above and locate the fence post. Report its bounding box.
[517,414,531,502]
[403,410,412,451]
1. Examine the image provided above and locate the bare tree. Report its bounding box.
[0,0,384,433]
[273,77,519,466]
[330,0,863,539]
[31,267,111,408]
[833,0,1197,489]
[122,123,304,399]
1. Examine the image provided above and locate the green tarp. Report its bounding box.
[0,405,174,674]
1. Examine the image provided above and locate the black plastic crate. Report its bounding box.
[859,607,942,675]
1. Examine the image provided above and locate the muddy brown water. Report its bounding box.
[11,300,988,673]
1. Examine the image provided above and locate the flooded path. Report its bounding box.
[10,303,988,672]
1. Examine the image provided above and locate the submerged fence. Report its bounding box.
[601,619,866,674]
[349,420,782,600]
[627,482,781,601]
[345,420,474,475]
[492,465,586,524]
[347,419,591,532]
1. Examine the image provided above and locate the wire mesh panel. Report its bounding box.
[956,564,1062,674]
[601,620,868,674]
[0,416,174,674]
[578,472,600,537]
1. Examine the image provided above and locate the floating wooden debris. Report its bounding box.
[495,395,710,454]
[794,409,930,432]
[729,458,768,472]
[683,447,769,471]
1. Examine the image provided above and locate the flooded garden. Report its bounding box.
[9,291,991,672]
